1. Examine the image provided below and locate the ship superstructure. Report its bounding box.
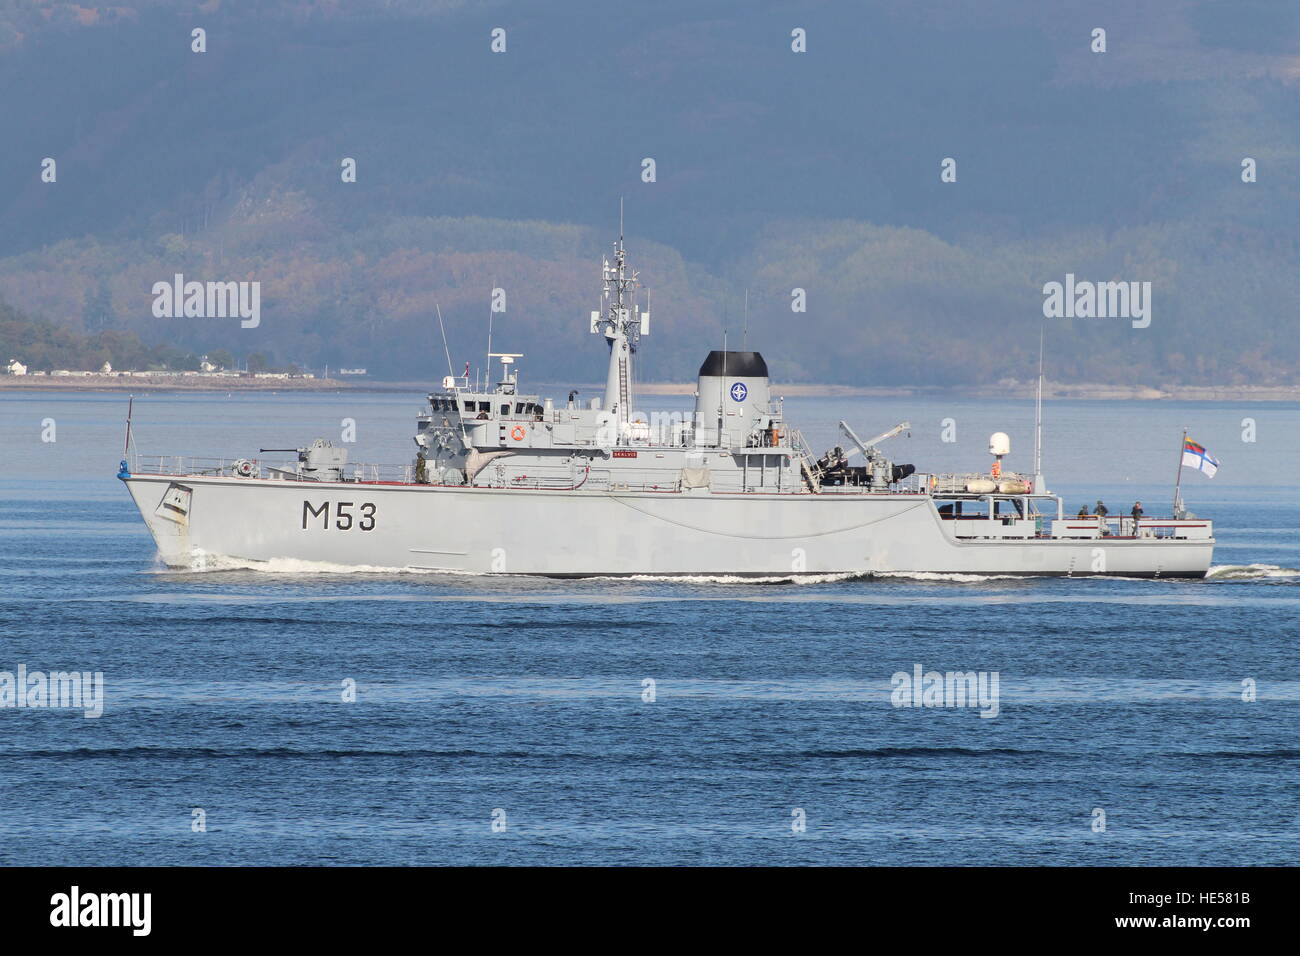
[119,232,1214,578]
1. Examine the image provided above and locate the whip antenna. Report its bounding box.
[435,302,455,383]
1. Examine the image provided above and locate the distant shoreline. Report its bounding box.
[636,382,1300,402]
[0,375,358,392]
[2,375,1298,402]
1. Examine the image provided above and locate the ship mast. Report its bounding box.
[1033,325,1046,494]
[592,202,645,429]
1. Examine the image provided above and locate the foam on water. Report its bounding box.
[149,550,1286,587]
[873,570,1026,583]
[152,551,455,576]
[145,559,1056,587]
[592,571,864,585]
[1206,563,1300,581]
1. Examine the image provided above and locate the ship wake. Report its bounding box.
[590,572,865,586]
[150,551,453,576]
[148,550,1253,584]
[1206,563,1300,582]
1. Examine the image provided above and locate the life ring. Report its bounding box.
[510,425,526,442]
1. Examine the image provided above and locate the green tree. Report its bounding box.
[85,280,114,332]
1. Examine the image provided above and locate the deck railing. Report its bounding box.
[129,455,415,484]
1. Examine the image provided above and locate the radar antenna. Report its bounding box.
[589,203,648,428]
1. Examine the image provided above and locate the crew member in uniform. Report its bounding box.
[1094,500,1109,535]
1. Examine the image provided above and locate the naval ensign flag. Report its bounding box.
[1181,438,1219,478]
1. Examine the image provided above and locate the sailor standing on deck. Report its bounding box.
[1130,501,1144,535]
[1094,500,1109,518]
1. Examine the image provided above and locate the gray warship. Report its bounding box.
[120,232,1214,578]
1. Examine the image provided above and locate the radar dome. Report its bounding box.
[988,432,1011,456]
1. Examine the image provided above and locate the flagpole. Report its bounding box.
[483,278,491,382]
[1172,427,1187,518]
[1033,324,1044,492]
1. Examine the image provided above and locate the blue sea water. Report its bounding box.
[1,389,1297,865]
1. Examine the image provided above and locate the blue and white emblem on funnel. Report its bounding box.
[730,382,748,402]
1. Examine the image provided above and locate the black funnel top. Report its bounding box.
[698,350,768,378]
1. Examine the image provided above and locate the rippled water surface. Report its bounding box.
[1,390,1297,864]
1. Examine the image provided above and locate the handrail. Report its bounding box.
[129,455,416,484]
[784,427,822,491]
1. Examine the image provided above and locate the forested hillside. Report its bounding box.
[2,0,1297,385]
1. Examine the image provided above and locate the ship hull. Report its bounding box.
[121,474,1214,578]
